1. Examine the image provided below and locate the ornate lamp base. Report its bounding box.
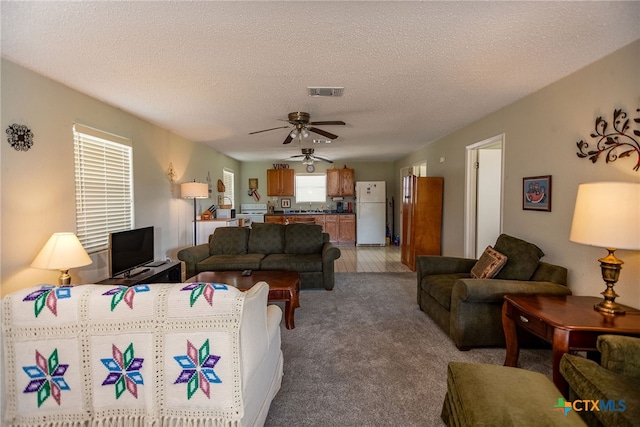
[594,249,626,315]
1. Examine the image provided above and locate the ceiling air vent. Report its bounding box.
[307,87,344,97]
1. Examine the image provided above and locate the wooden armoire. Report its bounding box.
[401,176,444,271]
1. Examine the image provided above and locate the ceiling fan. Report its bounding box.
[287,148,333,167]
[249,112,345,144]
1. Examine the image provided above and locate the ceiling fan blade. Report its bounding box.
[313,156,334,164]
[308,127,339,140]
[249,125,290,135]
[282,134,294,144]
[308,121,346,126]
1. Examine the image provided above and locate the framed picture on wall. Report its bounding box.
[523,175,552,212]
[281,198,291,209]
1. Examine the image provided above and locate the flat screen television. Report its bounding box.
[109,226,154,278]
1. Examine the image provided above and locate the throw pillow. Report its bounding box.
[248,223,285,254]
[493,234,545,281]
[285,223,324,254]
[209,227,250,255]
[470,246,508,279]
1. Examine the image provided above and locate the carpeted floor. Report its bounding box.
[264,272,552,427]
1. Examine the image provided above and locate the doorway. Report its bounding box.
[464,135,504,259]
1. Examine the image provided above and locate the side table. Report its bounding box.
[502,294,640,397]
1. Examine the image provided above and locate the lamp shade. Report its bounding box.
[31,232,92,270]
[570,182,640,250]
[180,182,209,199]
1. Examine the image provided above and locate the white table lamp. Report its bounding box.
[31,232,92,285]
[570,182,640,314]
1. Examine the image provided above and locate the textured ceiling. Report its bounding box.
[2,1,639,163]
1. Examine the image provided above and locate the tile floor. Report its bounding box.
[334,244,413,273]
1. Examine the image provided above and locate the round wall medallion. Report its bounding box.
[6,123,34,151]
[306,164,315,173]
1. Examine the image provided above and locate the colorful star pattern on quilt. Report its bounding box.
[22,285,72,317]
[180,282,228,307]
[23,349,70,407]
[174,339,221,399]
[102,285,150,311]
[101,343,144,399]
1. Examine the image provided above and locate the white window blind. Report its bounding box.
[73,124,133,253]
[295,174,326,203]
[223,169,234,209]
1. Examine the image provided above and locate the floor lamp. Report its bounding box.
[181,182,209,246]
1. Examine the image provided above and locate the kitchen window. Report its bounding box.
[295,174,326,203]
[223,168,234,208]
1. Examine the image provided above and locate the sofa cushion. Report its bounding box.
[422,273,470,311]
[209,227,250,255]
[285,223,324,254]
[470,246,508,279]
[248,223,285,254]
[493,234,544,281]
[260,254,323,272]
[197,254,265,272]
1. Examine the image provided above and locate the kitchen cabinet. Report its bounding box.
[267,169,295,196]
[324,215,338,240]
[338,214,356,244]
[401,176,443,271]
[326,168,355,197]
[263,213,352,244]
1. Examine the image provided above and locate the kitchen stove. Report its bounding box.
[237,203,267,227]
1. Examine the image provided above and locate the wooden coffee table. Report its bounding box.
[186,271,301,329]
[502,294,640,397]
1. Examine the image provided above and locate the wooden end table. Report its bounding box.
[502,294,640,397]
[186,271,301,329]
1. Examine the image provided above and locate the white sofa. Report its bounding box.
[1,281,283,426]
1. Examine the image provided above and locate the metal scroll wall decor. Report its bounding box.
[6,123,34,151]
[576,108,640,171]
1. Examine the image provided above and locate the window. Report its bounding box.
[223,168,234,208]
[73,124,133,253]
[295,174,326,203]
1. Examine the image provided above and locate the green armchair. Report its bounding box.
[560,335,640,427]
[417,234,571,349]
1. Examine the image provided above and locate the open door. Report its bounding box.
[464,135,504,259]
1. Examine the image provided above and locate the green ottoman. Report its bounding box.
[442,362,586,426]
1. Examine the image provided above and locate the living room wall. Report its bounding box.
[0,59,240,296]
[395,40,640,308]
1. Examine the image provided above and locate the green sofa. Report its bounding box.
[560,335,640,427]
[417,234,571,350]
[177,222,342,290]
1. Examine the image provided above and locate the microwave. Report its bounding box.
[217,208,232,219]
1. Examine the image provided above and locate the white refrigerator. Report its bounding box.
[356,181,386,246]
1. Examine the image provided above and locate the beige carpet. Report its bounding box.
[264,272,552,426]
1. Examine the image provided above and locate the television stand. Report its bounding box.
[97,261,181,286]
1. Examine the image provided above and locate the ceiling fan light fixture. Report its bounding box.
[301,129,309,139]
[290,129,298,139]
[302,157,314,165]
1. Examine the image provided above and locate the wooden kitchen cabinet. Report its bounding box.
[338,214,356,244]
[324,215,339,241]
[267,169,295,196]
[401,176,443,271]
[265,215,284,224]
[326,168,355,196]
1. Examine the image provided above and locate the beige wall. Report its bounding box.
[1,59,239,296]
[395,40,640,307]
